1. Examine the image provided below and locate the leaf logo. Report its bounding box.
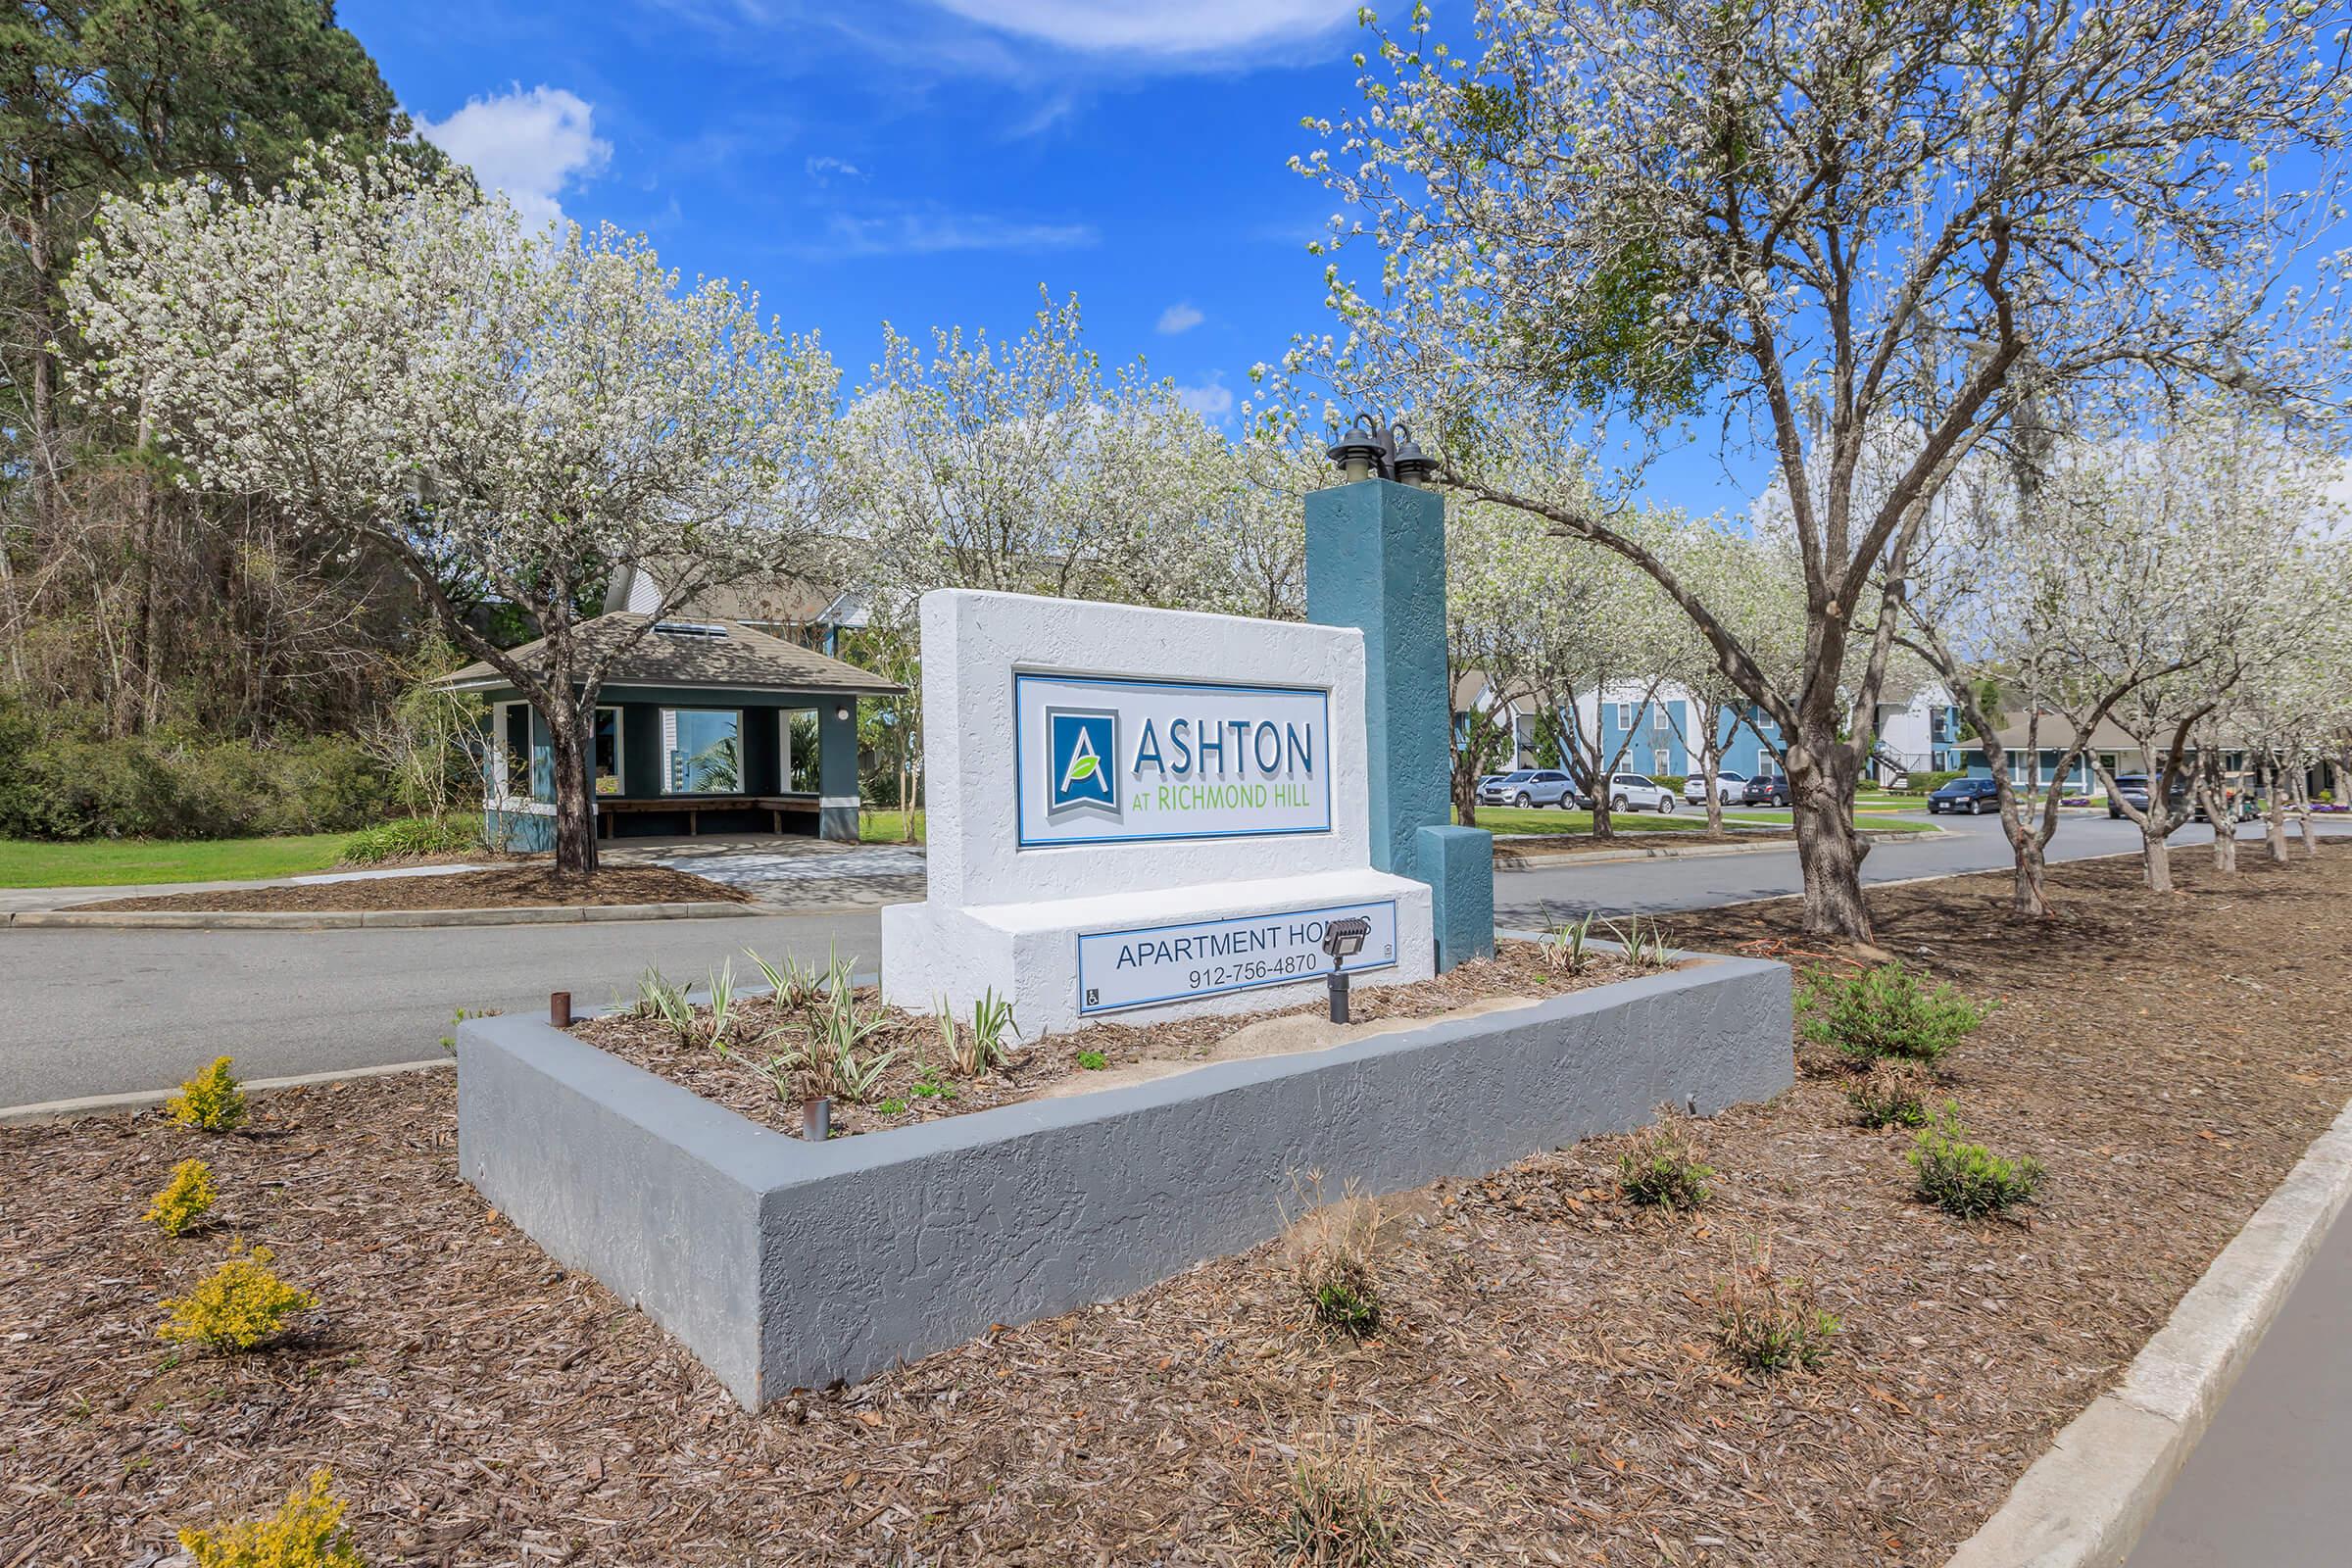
[1046,708,1120,822]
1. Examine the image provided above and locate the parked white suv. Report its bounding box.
[1605,773,1677,813]
[1683,770,1747,805]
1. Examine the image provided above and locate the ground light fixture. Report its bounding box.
[1322,915,1372,1024]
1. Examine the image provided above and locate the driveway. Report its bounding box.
[605,834,927,907]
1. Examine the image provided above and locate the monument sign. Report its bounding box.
[880,588,1436,1032]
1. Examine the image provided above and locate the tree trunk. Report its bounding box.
[1699,725,1724,834]
[2200,776,2237,873]
[2142,822,2175,893]
[546,707,600,876]
[2013,841,2048,915]
[2265,760,2289,864]
[1789,744,1872,942]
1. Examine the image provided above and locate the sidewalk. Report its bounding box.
[0,860,488,914]
[2130,1192,2352,1565]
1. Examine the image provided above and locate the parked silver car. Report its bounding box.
[1683,770,1748,805]
[1476,768,1578,808]
[1601,772,1677,813]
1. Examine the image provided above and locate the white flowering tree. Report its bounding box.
[1294,0,2351,941]
[1654,520,1807,832]
[840,289,1232,616]
[67,155,841,873]
[2039,410,2327,891]
[1444,499,1544,827]
[1899,423,2195,910]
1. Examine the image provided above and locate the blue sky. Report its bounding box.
[340,6,1367,444]
[343,1,1775,516]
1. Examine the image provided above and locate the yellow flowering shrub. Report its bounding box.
[159,1244,318,1351]
[179,1469,364,1568]
[144,1157,219,1237]
[166,1056,248,1133]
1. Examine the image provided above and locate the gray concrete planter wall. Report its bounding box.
[457,950,1791,1408]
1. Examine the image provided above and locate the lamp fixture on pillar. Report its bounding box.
[1323,414,1438,488]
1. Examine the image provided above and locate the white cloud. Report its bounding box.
[822,209,1097,256]
[417,84,612,228]
[805,155,864,183]
[1156,301,1205,334]
[1177,373,1234,421]
[928,0,1351,55]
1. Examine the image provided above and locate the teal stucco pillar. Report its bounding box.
[818,699,861,842]
[1306,478,1494,971]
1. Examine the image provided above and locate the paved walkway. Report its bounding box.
[606,834,927,906]
[2129,1191,2352,1565]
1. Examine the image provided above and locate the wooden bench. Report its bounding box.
[596,795,822,838]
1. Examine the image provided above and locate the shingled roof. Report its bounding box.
[439,612,904,697]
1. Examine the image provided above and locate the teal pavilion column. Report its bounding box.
[1306,477,1494,972]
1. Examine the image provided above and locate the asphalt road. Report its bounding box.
[1492,808,2339,926]
[3,810,2341,1107]
[0,908,880,1106]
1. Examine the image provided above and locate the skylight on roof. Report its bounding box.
[653,620,728,638]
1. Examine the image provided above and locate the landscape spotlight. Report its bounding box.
[1321,915,1372,1024]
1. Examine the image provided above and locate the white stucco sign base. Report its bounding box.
[881,589,1434,1033]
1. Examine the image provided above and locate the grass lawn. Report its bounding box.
[0,833,354,889]
[859,808,925,844]
[1462,805,1937,837]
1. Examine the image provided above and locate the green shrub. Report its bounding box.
[166,1057,248,1133]
[341,815,482,863]
[1619,1118,1713,1209]
[1909,1108,2044,1217]
[1848,1060,1934,1128]
[1289,1190,1384,1338]
[178,1467,363,1568]
[1717,1254,1839,1373]
[1076,1050,1108,1071]
[146,1158,220,1237]
[1896,769,1965,796]
[158,1244,318,1351]
[1799,961,1987,1063]
[1652,774,1687,793]
[1275,1433,1395,1567]
[0,696,394,841]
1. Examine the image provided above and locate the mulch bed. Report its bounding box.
[576,944,1649,1140]
[70,864,750,913]
[5,847,2349,1565]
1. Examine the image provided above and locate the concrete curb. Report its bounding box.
[1494,824,1947,869]
[1944,1098,2352,1568]
[0,1056,457,1125]
[1,900,768,931]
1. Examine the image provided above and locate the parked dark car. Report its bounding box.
[1929,776,2002,815]
[2107,773,2189,820]
[1740,774,1791,807]
[1476,768,1577,808]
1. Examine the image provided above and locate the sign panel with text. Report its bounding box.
[1076,900,1397,1016]
[1013,671,1333,849]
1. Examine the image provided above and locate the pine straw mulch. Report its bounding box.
[575,943,1652,1140]
[70,863,751,913]
[5,845,2350,1566]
